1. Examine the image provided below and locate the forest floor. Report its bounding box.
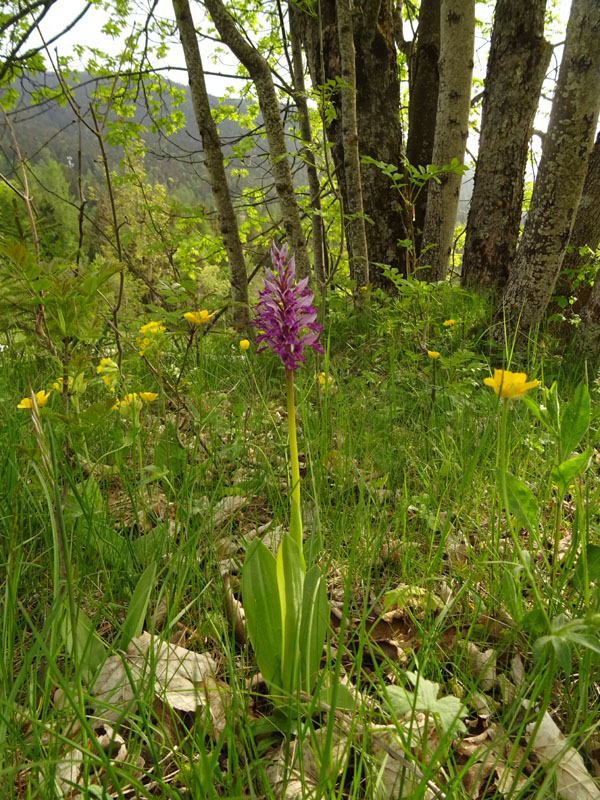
[2,281,600,799]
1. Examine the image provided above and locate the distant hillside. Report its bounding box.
[0,72,301,206]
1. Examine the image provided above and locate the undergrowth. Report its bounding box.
[1,281,600,800]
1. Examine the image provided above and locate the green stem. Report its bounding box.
[497,400,550,629]
[286,369,303,559]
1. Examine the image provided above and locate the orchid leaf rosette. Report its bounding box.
[242,243,328,706]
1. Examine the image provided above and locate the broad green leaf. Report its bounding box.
[385,672,467,736]
[276,534,305,696]
[560,383,590,461]
[59,601,106,684]
[117,562,156,651]
[501,570,522,623]
[242,539,282,692]
[573,544,600,588]
[299,565,328,694]
[504,471,538,535]
[522,395,555,434]
[551,449,593,498]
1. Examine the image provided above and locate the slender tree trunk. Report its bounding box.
[420,0,474,282]
[336,0,369,294]
[173,0,249,330]
[405,0,440,257]
[461,0,549,294]
[288,2,326,292]
[496,0,600,339]
[202,0,310,278]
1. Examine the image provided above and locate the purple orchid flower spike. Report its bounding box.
[253,242,324,371]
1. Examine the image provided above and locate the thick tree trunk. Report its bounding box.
[173,0,249,330]
[554,132,600,312]
[202,0,310,279]
[420,0,475,282]
[336,0,369,294]
[405,0,440,257]
[496,0,600,339]
[288,2,326,291]
[571,135,600,358]
[461,0,549,295]
[300,0,412,290]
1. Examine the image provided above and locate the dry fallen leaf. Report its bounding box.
[527,710,600,800]
[92,632,216,723]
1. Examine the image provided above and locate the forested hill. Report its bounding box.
[0,72,286,205]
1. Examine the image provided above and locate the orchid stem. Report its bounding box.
[286,369,304,560]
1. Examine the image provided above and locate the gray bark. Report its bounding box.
[571,134,600,357]
[554,132,600,308]
[299,0,412,290]
[497,0,600,338]
[288,2,326,291]
[420,0,475,282]
[406,0,440,257]
[336,0,369,293]
[202,0,310,279]
[173,0,249,330]
[461,0,549,294]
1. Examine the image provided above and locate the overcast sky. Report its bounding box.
[30,0,572,100]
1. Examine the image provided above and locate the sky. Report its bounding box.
[28,0,572,100]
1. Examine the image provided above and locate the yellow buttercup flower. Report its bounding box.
[443,319,455,327]
[17,390,50,409]
[184,310,214,325]
[239,339,250,350]
[484,369,539,400]
[137,321,165,357]
[427,350,440,359]
[139,392,158,403]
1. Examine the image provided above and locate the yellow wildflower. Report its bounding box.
[97,357,119,391]
[139,392,158,403]
[17,390,50,409]
[443,319,455,327]
[139,321,165,336]
[239,339,250,350]
[484,369,539,400]
[427,350,440,359]
[184,309,214,325]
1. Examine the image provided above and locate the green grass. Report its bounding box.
[2,283,600,799]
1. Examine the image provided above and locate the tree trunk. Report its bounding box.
[202,0,310,279]
[288,1,326,291]
[496,0,600,339]
[300,0,412,290]
[405,0,440,257]
[571,134,600,358]
[173,0,249,331]
[554,132,600,313]
[336,0,369,294]
[461,0,549,295]
[420,0,475,282]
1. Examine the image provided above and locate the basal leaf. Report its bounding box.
[504,471,538,535]
[299,565,328,694]
[560,382,590,461]
[242,538,282,693]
